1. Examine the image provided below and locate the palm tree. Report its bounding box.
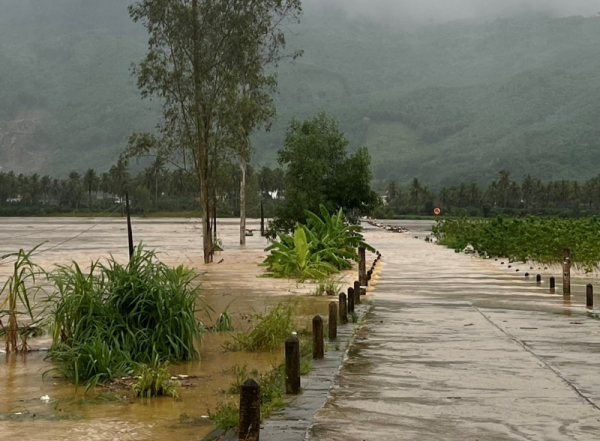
[40,175,52,204]
[497,170,511,208]
[109,157,130,214]
[83,169,98,212]
[145,156,165,210]
[386,181,399,205]
[67,171,83,209]
[409,178,423,214]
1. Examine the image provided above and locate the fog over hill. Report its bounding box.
[0,0,599,186]
[305,0,600,24]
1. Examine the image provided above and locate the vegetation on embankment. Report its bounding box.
[262,205,373,281]
[433,216,600,272]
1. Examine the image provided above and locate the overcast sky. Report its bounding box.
[305,0,600,25]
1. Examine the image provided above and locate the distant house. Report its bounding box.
[6,196,22,203]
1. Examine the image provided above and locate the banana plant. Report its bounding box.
[262,205,374,280]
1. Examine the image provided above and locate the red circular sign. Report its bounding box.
[433,207,442,216]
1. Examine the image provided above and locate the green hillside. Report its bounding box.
[1,1,599,186]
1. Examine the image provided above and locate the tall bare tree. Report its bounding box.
[126,0,302,262]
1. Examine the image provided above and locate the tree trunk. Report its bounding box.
[193,0,212,264]
[213,188,217,257]
[240,150,247,245]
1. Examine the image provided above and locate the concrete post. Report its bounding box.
[354,280,361,304]
[348,287,355,313]
[239,379,261,441]
[359,247,367,286]
[285,336,300,395]
[563,248,571,297]
[312,315,324,360]
[329,302,337,340]
[339,293,348,324]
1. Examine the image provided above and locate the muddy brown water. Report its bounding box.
[0,218,348,440]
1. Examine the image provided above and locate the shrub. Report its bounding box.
[226,303,295,352]
[46,245,203,389]
[132,362,179,399]
[262,205,374,281]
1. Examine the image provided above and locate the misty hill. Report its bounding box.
[1,1,599,186]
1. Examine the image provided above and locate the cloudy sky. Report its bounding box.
[305,0,600,25]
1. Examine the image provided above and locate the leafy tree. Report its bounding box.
[272,112,379,232]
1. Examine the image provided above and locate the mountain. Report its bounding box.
[1,1,599,186]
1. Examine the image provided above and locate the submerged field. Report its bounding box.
[0,218,353,440]
[433,216,600,272]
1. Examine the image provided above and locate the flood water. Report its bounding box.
[0,218,346,440]
[309,222,600,440]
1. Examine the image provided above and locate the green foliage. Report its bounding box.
[226,303,295,352]
[209,401,240,431]
[213,309,234,333]
[0,245,44,353]
[300,359,311,376]
[434,216,600,272]
[263,205,374,281]
[132,362,179,399]
[311,279,342,297]
[272,112,379,232]
[46,245,203,388]
[262,227,338,281]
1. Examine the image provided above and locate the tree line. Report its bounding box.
[0,159,285,218]
[381,170,600,218]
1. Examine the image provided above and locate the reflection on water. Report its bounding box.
[563,295,572,316]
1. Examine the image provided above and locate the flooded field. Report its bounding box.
[0,217,351,440]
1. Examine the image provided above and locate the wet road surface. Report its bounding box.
[309,224,600,440]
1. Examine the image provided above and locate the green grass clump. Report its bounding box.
[132,362,179,399]
[226,303,295,352]
[311,278,342,296]
[213,309,234,332]
[46,245,203,389]
[209,401,239,431]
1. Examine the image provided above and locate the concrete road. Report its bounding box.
[309,225,600,440]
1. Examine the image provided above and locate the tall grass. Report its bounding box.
[0,246,44,353]
[225,303,295,352]
[46,245,203,389]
